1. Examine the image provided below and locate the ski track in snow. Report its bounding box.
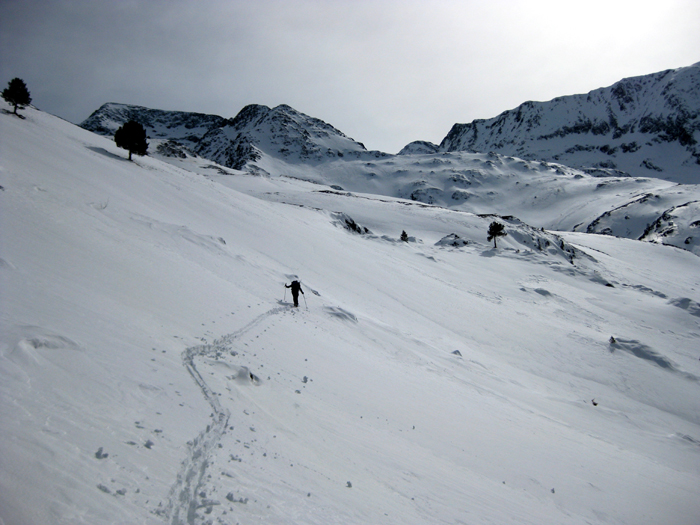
[161,306,288,524]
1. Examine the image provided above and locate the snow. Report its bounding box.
[2,104,700,525]
[81,101,700,255]
[438,62,700,185]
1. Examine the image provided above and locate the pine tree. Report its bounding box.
[2,78,32,116]
[487,221,507,248]
[114,120,148,160]
[401,230,409,242]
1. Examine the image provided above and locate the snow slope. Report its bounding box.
[2,105,700,525]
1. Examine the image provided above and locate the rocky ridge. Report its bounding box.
[82,102,378,170]
[438,62,700,184]
[80,102,230,158]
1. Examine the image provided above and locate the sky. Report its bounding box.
[1,0,699,153]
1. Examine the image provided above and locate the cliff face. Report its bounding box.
[438,63,700,184]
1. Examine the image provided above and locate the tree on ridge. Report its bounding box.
[114,120,148,161]
[487,221,507,248]
[2,78,32,116]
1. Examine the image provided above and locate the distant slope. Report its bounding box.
[438,63,700,184]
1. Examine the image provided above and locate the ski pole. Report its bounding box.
[284,286,287,302]
[303,293,308,308]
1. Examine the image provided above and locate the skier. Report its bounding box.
[285,280,304,307]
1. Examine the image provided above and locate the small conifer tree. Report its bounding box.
[2,78,32,115]
[487,221,507,248]
[401,230,409,242]
[114,120,148,160]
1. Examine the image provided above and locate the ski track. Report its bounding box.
[161,306,289,525]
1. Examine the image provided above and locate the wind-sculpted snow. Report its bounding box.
[250,149,700,255]
[669,297,700,318]
[609,338,699,382]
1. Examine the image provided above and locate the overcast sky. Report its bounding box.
[2,0,698,153]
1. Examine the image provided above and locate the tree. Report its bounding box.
[487,221,507,248]
[114,120,148,160]
[401,230,409,242]
[2,78,32,115]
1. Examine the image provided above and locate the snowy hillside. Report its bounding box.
[439,63,700,184]
[161,145,700,257]
[3,104,700,525]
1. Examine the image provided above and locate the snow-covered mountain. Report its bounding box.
[196,103,380,169]
[81,102,230,158]
[82,102,379,170]
[438,63,700,184]
[79,69,700,256]
[3,102,700,525]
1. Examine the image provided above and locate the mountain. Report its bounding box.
[82,102,378,170]
[82,64,700,184]
[195,103,379,170]
[79,68,700,256]
[398,140,440,155]
[80,102,230,158]
[4,100,700,525]
[438,63,700,184]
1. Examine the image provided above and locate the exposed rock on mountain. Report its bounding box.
[197,103,379,169]
[638,200,700,247]
[81,103,230,153]
[438,63,700,184]
[81,103,377,170]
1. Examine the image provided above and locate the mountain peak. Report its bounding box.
[438,62,700,184]
[81,102,372,170]
[195,103,372,170]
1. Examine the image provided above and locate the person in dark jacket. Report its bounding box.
[285,280,304,307]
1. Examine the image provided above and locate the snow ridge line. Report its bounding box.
[161,306,289,525]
